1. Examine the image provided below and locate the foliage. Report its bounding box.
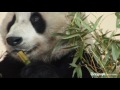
[53,12,120,78]
[115,12,120,28]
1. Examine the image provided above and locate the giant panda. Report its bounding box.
[0,12,92,78]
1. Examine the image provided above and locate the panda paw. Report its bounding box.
[20,61,60,78]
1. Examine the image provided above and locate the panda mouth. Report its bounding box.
[12,49,30,54]
[12,44,39,54]
[12,43,40,54]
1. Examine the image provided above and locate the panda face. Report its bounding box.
[1,12,70,62]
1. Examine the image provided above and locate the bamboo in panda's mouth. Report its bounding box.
[17,51,31,65]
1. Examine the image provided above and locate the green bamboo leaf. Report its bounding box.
[93,15,103,30]
[116,43,120,48]
[53,39,68,52]
[67,27,80,31]
[70,52,80,69]
[80,30,89,37]
[91,47,100,61]
[115,12,120,28]
[78,18,93,32]
[103,51,111,65]
[76,66,82,78]
[70,63,78,68]
[116,19,120,28]
[94,44,101,57]
[113,33,120,37]
[109,31,115,39]
[75,17,81,28]
[72,68,77,78]
[115,12,120,19]
[62,33,80,39]
[82,15,89,21]
[112,44,120,61]
[112,65,117,73]
[79,43,84,59]
[72,54,80,64]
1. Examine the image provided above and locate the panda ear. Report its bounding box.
[7,15,16,32]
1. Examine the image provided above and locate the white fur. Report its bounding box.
[0,12,71,62]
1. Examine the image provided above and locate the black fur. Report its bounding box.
[21,61,60,78]
[30,12,46,34]
[7,15,16,32]
[0,55,25,78]
[0,50,92,78]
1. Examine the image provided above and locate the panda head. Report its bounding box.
[0,12,71,62]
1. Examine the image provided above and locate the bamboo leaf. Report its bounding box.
[75,17,81,28]
[115,12,120,19]
[62,33,80,39]
[112,65,117,73]
[53,39,68,52]
[76,66,82,78]
[72,54,80,64]
[112,44,120,61]
[70,63,78,68]
[72,68,77,78]
[67,27,80,31]
[79,43,84,59]
[93,15,103,30]
[113,33,120,36]
[78,18,93,32]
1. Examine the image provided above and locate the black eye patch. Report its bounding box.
[30,12,46,34]
[7,15,16,32]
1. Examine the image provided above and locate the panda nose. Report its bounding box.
[6,37,23,46]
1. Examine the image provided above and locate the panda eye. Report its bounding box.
[30,12,46,34]
[32,16,40,22]
[30,13,42,23]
